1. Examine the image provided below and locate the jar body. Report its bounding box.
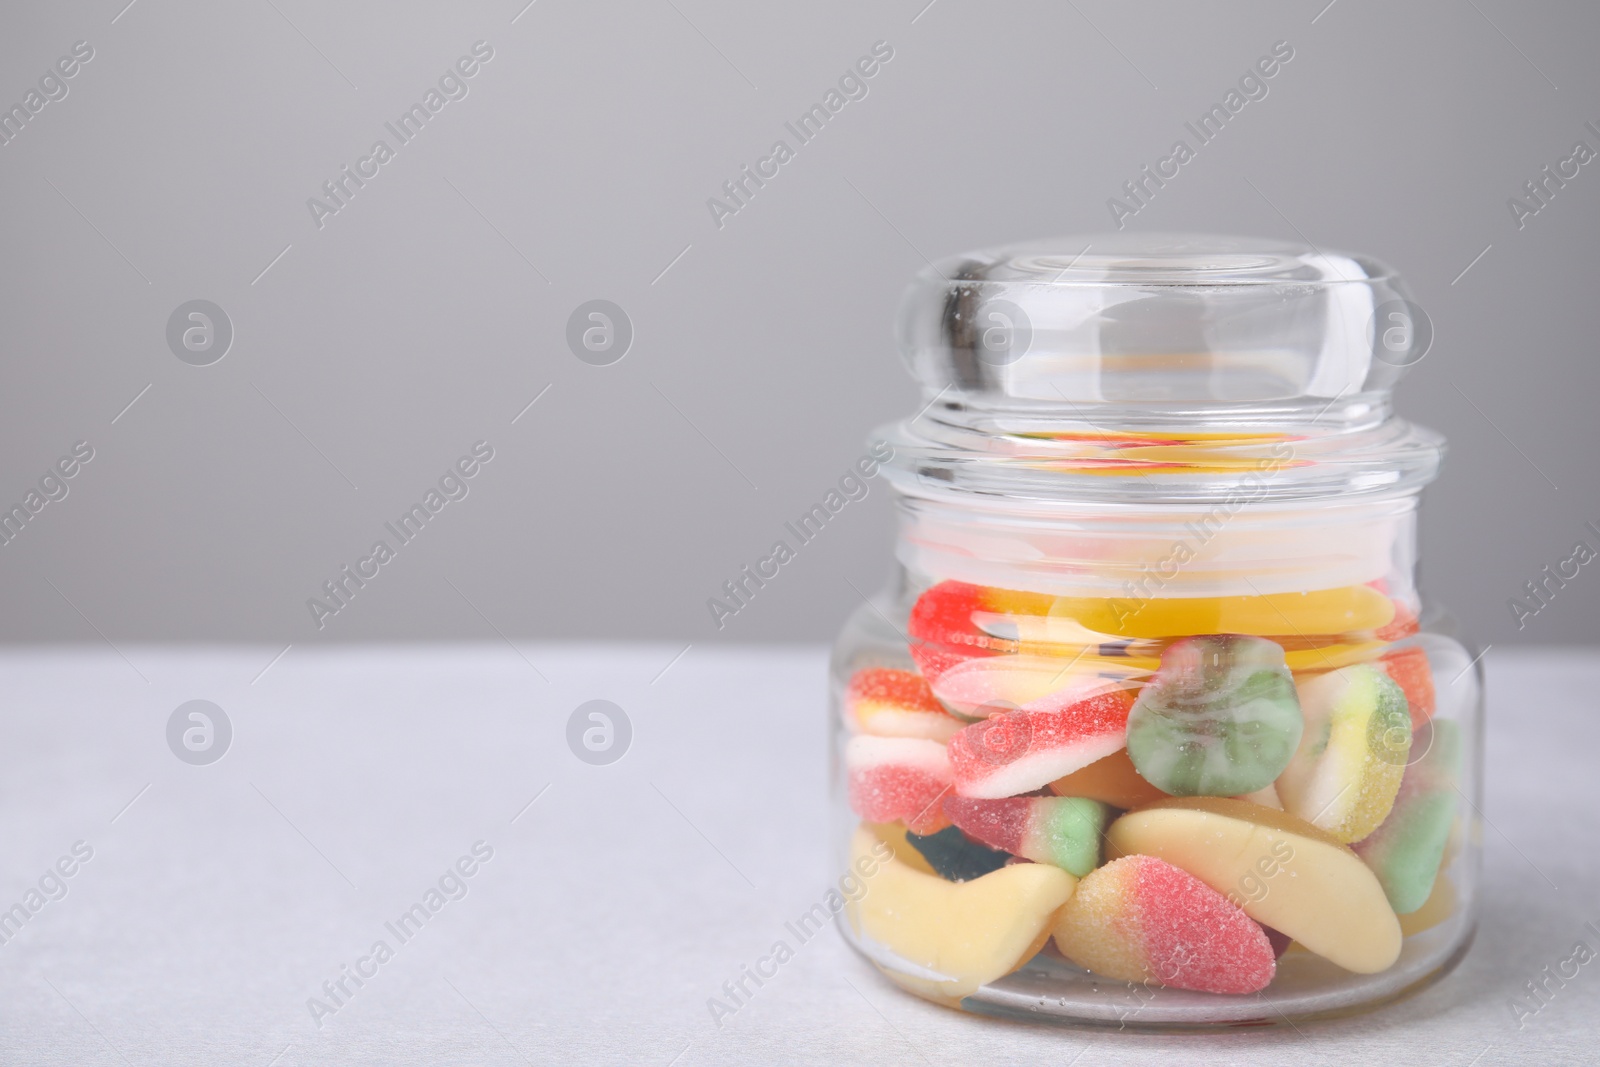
[830,490,1482,1028]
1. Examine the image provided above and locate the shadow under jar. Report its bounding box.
[831,233,1482,1029]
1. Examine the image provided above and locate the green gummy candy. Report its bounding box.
[1030,797,1110,877]
[1126,635,1304,797]
[1355,719,1463,914]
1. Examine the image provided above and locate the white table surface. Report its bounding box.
[0,644,1594,1066]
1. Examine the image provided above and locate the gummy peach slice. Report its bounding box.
[844,668,963,743]
[1052,855,1276,994]
[1104,797,1402,974]
[847,826,1077,999]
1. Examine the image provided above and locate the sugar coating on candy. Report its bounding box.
[1052,855,1276,994]
[1277,664,1411,843]
[948,684,1136,799]
[1378,646,1436,727]
[1354,719,1461,914]
[1126,635,1304,797]
[905,825,1012,882]
[845,668,962,742]
[846,736,953,834]
[909,581,1018,655]
[945,795,1109,876]
[907,641,969,690]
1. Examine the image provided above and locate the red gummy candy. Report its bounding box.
[1379,646,1436,726]
[948,685,1135,799]
[845,736,953,834]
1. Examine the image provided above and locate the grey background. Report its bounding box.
[0,0,1596,648]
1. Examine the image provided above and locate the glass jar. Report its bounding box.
[831,234,1482,1028]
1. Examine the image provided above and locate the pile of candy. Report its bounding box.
[841,579,1462,1000]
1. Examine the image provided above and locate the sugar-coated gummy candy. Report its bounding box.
[905,825,1013,882]
[911,647,1143,721]
[909,580,1386,673]
[845,667,962,742]
[1052,855,1277,994]
[1105,797,1402,974]
[1125,635,1304,797]
[948,684,1136,799]
[845,736,953,834]
[944,795,1110,877]
[908,580,1047,656]
[847,826,1077,1001]
[1050,749,1169,809]
[1378,646,1436,727]
[1277,664,1411,843]
[1353,719,1461,914]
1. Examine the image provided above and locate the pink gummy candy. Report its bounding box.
[845,735,952,834]
[1056,855,1277,995]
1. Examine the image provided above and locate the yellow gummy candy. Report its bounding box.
[1277,664,1411,844]
[846,826,1077,1000]
[1047,585,1395,640]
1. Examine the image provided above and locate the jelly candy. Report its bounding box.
[1051,585,1395,640]
[1235,782,1283,809]
[847,826,1077,1000]
[911,647,1144,721]
[1354,719,1461,914]
[1125,635,1303,797]
[846,736,953,834]
[1105,797,1402,974]
[905,825,1013,882]
[1050,749,1169,809]
[1052,855,1277,994]
[1378,646,1436,726]
[944,795,1110,877]
[948,684,1136,799]
[908,580,1048,655]
[1277,664,1411,843]
[845,667,962,742]
[1398,875,1456,937]
[1374,596,1421,641]
[913,626,1374,721]
[911,578,1391,654]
